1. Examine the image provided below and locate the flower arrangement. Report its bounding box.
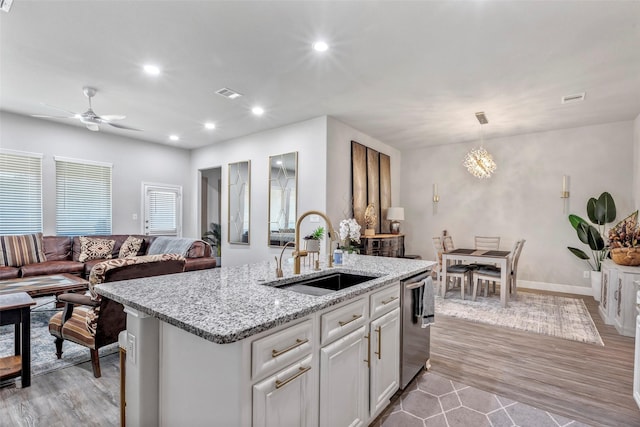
[339,218,361,253]
[608,211,640,266]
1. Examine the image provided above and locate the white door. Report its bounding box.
[253,355,315,427]
[369,308,400,418]
[142,183,182,237]
[319,326,368,427]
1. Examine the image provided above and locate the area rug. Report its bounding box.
[435,291,604,346]
[0,297,118,378]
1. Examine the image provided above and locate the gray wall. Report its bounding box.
[400,120,634,293]
[0,111,193,236]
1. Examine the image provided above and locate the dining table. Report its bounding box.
[441,248,512,307]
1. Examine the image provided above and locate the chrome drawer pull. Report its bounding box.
[381,296,399,304]
[338,314,363,327]
[271,338,309,358]
[275,366,311,389]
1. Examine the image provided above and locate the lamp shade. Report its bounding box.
[387,207,405,221]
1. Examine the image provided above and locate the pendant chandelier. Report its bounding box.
[463,112,496,179]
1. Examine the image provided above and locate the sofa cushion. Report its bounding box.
[20,260,84,278]
[119,236,143,258]
[0,266,20,280]
[0,233,47,267]
[73,235,150,261]
[184,257,217,271]
[43,236,73,261]
[78,236,115,263]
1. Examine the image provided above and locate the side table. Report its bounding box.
[0,292,36,387]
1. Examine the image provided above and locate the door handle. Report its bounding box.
[374,326,382,359]
[275,366,311,389]
[338,314,362,327]
[363,333,370,368]
[272,338,309,358]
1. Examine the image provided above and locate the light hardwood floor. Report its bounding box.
[1,290,638,426]
[430,289,640,427]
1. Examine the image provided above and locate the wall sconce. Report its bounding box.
[432,183,439,215]
[561,175,570,213]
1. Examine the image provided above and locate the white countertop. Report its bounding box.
[95,254,434,344]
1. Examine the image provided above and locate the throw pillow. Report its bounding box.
[78,236,115,263]
[119,236,144,258]
[0,233,47,267]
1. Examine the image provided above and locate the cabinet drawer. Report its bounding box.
[370,283,400,319]
[252,319,313,380]
[320,298,367,345]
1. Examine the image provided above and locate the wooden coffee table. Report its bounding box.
[0,273,89,298]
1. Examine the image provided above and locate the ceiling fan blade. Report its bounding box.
[40,103,80,116]
[31,114,75,119]
[107,122,143,131]
[86,123,100,132]
[99,115,126,121]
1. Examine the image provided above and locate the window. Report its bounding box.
[55,157,112,236]
[143,183,182,236]
[0,150,43,234]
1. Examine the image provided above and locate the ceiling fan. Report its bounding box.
[32,86,142,132]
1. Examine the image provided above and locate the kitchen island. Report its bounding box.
[96,254,434,426]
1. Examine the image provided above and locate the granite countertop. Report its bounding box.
[95,254,435,344]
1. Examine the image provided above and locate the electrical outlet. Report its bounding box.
[127,333,136,365]
[132,213,138,220]
[583,271,590,279]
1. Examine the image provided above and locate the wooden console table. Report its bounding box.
[0,292,36,387]
[361,234,405,258]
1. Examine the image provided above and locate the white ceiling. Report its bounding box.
[1,1,639,150]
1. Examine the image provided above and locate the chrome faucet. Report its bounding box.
[293,210,336,274]
[275,241,295,278]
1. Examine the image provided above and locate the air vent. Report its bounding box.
[561,92,586,104]
[0,0,14,13]
[475,112,488,125]
[215,88,243,99]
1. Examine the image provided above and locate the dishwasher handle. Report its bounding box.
[403,272,431,290]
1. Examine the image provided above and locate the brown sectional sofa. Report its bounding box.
[0,234,216,280]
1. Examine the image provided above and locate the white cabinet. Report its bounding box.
[600,260,639,336]
[634,312,640,409]
[253,355,315,427]
[319,326,368,427]
[369,307,400,417]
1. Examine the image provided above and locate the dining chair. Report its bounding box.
[474,236,500,250]
[472,239,526,301]
[434,236,473,299]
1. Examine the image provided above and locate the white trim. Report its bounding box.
[517,280,592,296]
[0,148,43,158]
[54,155,112,168]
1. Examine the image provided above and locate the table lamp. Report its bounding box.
[387,207,404,234]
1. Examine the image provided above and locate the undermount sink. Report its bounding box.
[276,272,378,296]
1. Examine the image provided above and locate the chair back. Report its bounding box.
[442,235,455,252]
[475,236,500,250]
[511,239,526,277]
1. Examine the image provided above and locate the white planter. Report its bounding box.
[591,270,602,302]
[305,239,320,252]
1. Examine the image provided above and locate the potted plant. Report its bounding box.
[202,222,221,266]
[567,191,616,300]
[304,226,325,252]
[608,210,640,266]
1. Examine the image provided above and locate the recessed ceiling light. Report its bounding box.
[169,134,180,141]
[313,41,329,52]
[143,64,161,76]
[216,88,243,99]
[204,122,216,130]
[252,106,264,116]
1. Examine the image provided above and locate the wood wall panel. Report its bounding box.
[379,154,391,234]
[366,148,380,234]
[351,141,367,230]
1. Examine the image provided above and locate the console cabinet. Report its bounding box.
[361,234,405,258]
[600,259,638,337]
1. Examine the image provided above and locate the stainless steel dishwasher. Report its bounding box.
[399,271,433,389]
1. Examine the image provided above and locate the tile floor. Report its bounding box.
[373,371,591,427]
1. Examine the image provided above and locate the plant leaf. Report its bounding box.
[576,222,591,244]
[597,192,616,223]
[568,214,586,230]
[568,247,590,260]
[586,224,605,250]
[586,198,598,224]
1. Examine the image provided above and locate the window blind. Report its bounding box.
[0,150,43,234]
[146,189,178,236]
[55,157,112,236]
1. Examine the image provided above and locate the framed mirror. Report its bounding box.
[268,152,297,247]
[228,160,250,245]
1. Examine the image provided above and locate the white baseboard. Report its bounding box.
[518,280,593,296]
